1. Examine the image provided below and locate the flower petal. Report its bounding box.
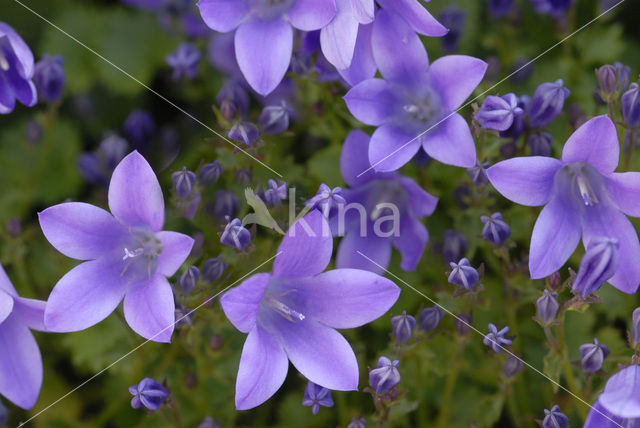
[273,210,333,278]
[44,258,127,332]
[350,0,374,24]
[429,55,487,111]
[561,115,619,174]
[371,9,428,84]
[12,297,46,332]
[108,151,165,231]
[235,325,288,410]
[607,172,640,217]
[421,113,476,168]
[583,401,626,428]
[340,129,394,187]
[0,77,16,114]
[393,215,428,271]
[336,228,391,274]
[344,78,395,126]
[320,0,359,69]
[155,231,194,277]
[337,23,376,86]
[369,124,421,172]
[0,22,34,78]
[0,317,42,409]
[197,0,250,32]
[599,365,640,418]
[376,0,448,36]
[124,274,175,342]
[529,194,581,279]
[0,290,13,325]
[487,157,562,206]
[398,176,438,217]
[220,273,271,333]
[235,19,293,96]
[288,0,337,31]
[38,202,127,260]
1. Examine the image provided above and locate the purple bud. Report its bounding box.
[579,338,609,373]
[228,121,259,146]
[536,290,559,325]
[481,212,511,245]
[391,311,416,345]
[301,381,333,415]
[548,272,562,291]
[528,132,552,157]
[475,93,523,131]
[212,190,239,220]
[172,167,197,200]
[483,323,513,353]
[262,179,287,206]
[369,357,401,394]
[178,266,199,295]
[129,378,169,411]
[442,230,468,264]
[198,161,224,186]
[197,417,219,428]
[216,79,249,119]
[123,109,155,150]
[34,55,65,103]
[488,0,514,17]
[175,305,193,327]
[622,83,640,128]
[528,79,570,128]
[597,65,617,97]
[500,95,530,140]
[77,134,128,186]
[502,355,523,378]
[438,6,465,53]
[202,257,227,283]
[220,218,251,251]
[571,237,619,297]
[467,161,491,186]
[455,313,472,336]
[259,101,291,135]
[542,405,568,428]
[166,42,200,80]
[448,258,479,291]
[347,417,366,428]
[100,134,128,170]
[306,183,345,219]
[418,306,444,332]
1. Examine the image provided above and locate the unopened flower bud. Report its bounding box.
[172,167,196,200]
[442,230,467,264]
[572,237,619,297]
[369,357,400,394]
[448,258,479,291]
[202,257,227,283]
[391,311,416,345]
[528,132,552,157]
[481,212,511,245]
[536,290,559,325]
[622,83,640,128]
[347,417,366,428]
[418,306,444,332]
[178,266,199,295]
[467,161,491,186]
[597,65,617,98]
[220,218,251,251]
[455,313,472,336]
[579,338,609,373]
[528,79,570,128]
[198,161,223,186]
[228,121,259,146]
[34,55,65,103]
[542,405,568,428]
[502,355,523,378]
[475,93,523,131]
[259,101,291,135]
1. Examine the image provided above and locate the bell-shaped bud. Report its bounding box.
[220,218,251,251]
[536,290,559,325]
[171,167,197,200]
[178,266,199,295]
[528,79,570,128]
[571,237,619,297]
[448,258,479,291]
[369,357,401,394]
[418,306,444,332]
[579,338,609,373]
[481,212,511,245]
[542,405,568,428]
[475,93,523,131]
[198,161,223,186]
[202,257,227,283]
[391,311,416,345]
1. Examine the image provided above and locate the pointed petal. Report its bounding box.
[38,202,127,260]
[9,77,37,107]
[336,229,391,274]
[0,264,16,296]
[350,0,374,23]
[235,325,288,410]
[421,113,476,168]
[0,77,16,114]
[583,204,640,294]
[377,0,448,36]
[340,129,394,187]
[124,275,175,342]
[369,124,421,172]
[0,317,42,409]
[288,0,337,31]
[12,297,46,332]
[429,55,487,111]
[398,176,438,217]
[44,259,127,332]
[108,151,165,231]
[220,273,271,333]
[320,0,358,69]
[393,216,428,271]
[197,0,250,32]
[337,23,376,86]
[487,157,562,206]
[344,78,395,126]
[273,210,333,278]
[0,22,34,77]
[607,172,640,217]
[371,9,428,84]
[0,290,13,325]
[155,231,194,277]
[561,115,619,174]
[599,365,640,418]
[529,195,581,279]
[584,401,626,428]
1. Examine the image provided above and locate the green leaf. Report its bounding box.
[543,349,563,393]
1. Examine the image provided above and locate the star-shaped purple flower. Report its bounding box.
[197,0,337,95]
[220,210,400,409]
[584,365,640,427]
[344,10,487,171]
[0,264,46,409]
[39,151,194,342]
[487,115,640,293]
[0,22,37,114]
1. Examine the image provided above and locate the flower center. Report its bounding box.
[554,162,606,209]
[121,226,163,279]
[365,180,407,221]
[0,50,9,71]
[396,86,444,132]
[263,292,305,323]
[250,0,295,20]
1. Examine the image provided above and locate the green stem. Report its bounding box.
[435,341,463,428]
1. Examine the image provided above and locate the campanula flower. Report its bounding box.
[201,257,227,283]
[216,78,249,121]
[536,290,558,325]
[455,313,472,336]
[487,115,640,293]
[228,121,259,146]
[622,83,640,128]
[220,211,400,409]
[531,0,572,17]
[301,381,334,415]
[528,79,570,128]
[348,417,366,428]
[483,323,512,353]
[579,338,609,373]
[475,93,523,131]
[39,151,194,342]
[418,306,444,332]
[528,132,552,157]
[166,42,201,80]
[0,22,37,114]
[178,266,199,295]
[0,265,46,409]
[369,356,401,394]
[123,109,155,151]
[77,134,129,186]
[306,183,345,218]
[572,237,619,297]
[448,258,479,291]
[198,161,223,186]
[584,365,640,427]
[481,212,511,245]
[584,400,638,428]
[502,355,523,378]
[261,179,287,206]
[542,405,569,428]
[344,10,487,171]
[467,161,490,186]
[33,54,65,103]
[212,190,239,220]
[220,218,251,251]
[259,101,291,135]
[129,378,169,411]
[171,167,197,200]
[391,311,416,345]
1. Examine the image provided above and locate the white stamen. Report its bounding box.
[123,247,143,260]
[0,52,8,71]
[575,173,599,206]
[264,294,305,322]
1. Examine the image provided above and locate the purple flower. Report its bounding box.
[572,237,619,297]
[0,22,37,114]
[347,417,366,428]
[536,290,558,325]
[488,0,514,17]
[487,115,640,293]
[344,10,487,171]
[33,55,65,103]
[528,132,552,157]
[262,179,287,206]
[77,134,129,186]
[123,109,155,151]
[502,355,523,378]
[201,257,227,283]
[448,258,479,291]
[166,42,201,80]
[438,6,465,53]
[129,378,169,411]
[369,356,401,394]
[306,183,345,218]
[467,161,490,186]
[301,381,334,415]
[480,212,511,245]
[219,211,400,409]
[178,266,199,295]
[259,101,291,135]
[586,365,640,425]
[213,190,239,220]
[198,0,337,95]
[216,78,249,121]
[542,404,569,428]
[483,323,512,353]
[622,83,640,128]
[527,79,570,128]
[198,161,224,186]
[0,265,45,409]
[228,121,259,146]
[335,130,438,273]
[475,93,523,131]
[391,310,416,345]
[584,400,638,428]
[39,151,194,342]
[579,338,609,373]
[220,218,251,251]
[172,167,197,200]
[418,305,444,332]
